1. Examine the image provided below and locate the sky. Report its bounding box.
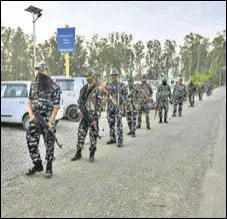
[1,1,226,48]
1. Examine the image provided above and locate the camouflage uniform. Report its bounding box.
[72,73,103,162]
[172,82,187,116]
[187,81,196,107]
[207,82,214,96]
[198,82,206,100]
[157,80,171,123]
[125,82,140,137]
[106,70,127,147]
[137,78,153,129]
[26,78,61,172]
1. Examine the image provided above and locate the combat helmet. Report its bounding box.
[85,69,96,77]
[110,68,119,76]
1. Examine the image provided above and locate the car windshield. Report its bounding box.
[4,84,27,98]
[1,84,6,97]
[56,79,74,91]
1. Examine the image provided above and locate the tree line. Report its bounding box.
[1,26,226,85]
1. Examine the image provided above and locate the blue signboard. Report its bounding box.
[57,27,76,52]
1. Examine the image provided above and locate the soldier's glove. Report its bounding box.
[48,120,54,129]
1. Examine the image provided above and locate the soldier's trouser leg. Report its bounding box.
[127,110,132,131]
[178,100,183,115]
[164,102,169,120]
[132,107,137,133]
[137,104,143,126]
[43,129,55,162]
[158,103,163,119]
[26,121,41,164]
[116,108,123,144]
[76,119,89,151]
[107,107,116,141]
[89,125,98,152]
[189,93,194,106]
[188,94,191,106]
[145,104,150,128]
[173,100,178,115]
[192,94,195,106]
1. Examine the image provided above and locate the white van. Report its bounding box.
[1,81,64,130]
[51,76,87,121]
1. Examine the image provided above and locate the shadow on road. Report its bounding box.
[1,122,24,131]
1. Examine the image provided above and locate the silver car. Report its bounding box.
[51,76,87,121]
[1,81,64,130]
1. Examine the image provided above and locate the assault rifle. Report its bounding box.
[33,112,63,149]
[79,104,101,139]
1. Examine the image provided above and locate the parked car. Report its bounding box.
[51,75,87,121]
[1,81,64,131]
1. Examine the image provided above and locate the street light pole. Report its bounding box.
[33,13,37,75]
[25,5,42,77]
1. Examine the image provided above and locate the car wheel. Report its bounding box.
[22,114,30,131]
[67,106,80,122]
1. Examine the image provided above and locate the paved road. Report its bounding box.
[1,87,226,218]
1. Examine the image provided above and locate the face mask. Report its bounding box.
[87,78,93,84]
[37,72,50,91]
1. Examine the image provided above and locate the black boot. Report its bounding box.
[136,124,141,129]
[107,139,116,144]
[131,131,136,138]
[117,142,123,147]
[127,131,132,135]
[178,112,182,117]
[71,149,82,161]
[172,113,176,117]
[164,118,168,123]
[89,151,95,163]
[147,125,151,130]
[45,161,53,179]
[159,118,162,123]
[26,160,43,176]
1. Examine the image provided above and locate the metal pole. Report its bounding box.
[65,24,69,77]
[33,13,37,76]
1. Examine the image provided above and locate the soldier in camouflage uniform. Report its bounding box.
[71,71,103,162]
[105,68,127,147]
[125,77,140,137]
[26,63,61,178]
[197,81,206,101]
[206,81,214,96]
[187,80,196,107]
[157,79,171,123]
[136,74,153,130]
[171,78,187,117]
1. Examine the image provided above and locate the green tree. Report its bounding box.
[134,40,145,79]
